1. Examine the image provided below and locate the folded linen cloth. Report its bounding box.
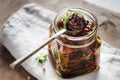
[1,3,120,80]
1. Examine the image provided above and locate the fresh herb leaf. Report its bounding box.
[36,55,48,64]
[43,55,47,59]
[64,11,72,29]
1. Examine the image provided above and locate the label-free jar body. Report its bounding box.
[48,8,101,78]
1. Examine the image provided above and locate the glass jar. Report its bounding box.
[48,8,101,78]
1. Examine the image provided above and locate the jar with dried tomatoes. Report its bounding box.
[48,8,101,78]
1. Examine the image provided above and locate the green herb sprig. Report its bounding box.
[36,55,48,64]
[99,19,116,30]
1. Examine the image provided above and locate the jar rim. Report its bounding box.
[53,7,98,41]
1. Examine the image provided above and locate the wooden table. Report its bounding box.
[0,0,120,80]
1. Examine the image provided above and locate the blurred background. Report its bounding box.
[85,0,120,13]
[0,0,120,80]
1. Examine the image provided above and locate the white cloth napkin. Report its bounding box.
[1,3,120,80]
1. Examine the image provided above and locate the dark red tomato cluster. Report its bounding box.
[67,13,87,31]
[57,13,94,36]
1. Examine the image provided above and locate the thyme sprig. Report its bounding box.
[99,19,116,30]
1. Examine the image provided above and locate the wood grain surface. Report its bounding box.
[0,0,120,80]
